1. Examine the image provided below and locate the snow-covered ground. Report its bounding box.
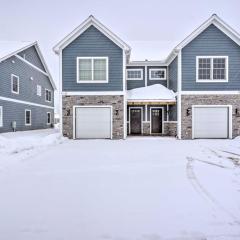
[0,130,240,240]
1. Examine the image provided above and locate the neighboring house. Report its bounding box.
[0,41,56,133]
[54,14,240,140]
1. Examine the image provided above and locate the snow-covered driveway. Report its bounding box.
[0,130,240,240]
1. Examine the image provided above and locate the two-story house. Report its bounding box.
[0,41,56,133]
[54,14,240,140]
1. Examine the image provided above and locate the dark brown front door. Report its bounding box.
[130,108,142,134]
[151,108,163,134]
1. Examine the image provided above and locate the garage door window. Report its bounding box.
[77,57,108,83]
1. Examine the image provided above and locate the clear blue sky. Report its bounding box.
[0,0,239,87]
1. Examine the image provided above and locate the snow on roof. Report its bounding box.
[0,41,34,61]
[127,84,176,102]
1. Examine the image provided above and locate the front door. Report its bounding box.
[151,108,163,134]
[130,108,142,134]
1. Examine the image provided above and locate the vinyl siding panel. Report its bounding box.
[182,24,240,90]
[126,66,145,90]
[0,56,54,107]
[168,56,178,92]
[0,100,54,133]
[62,25,123,91]
[169,104,177,121]
[18,46,46,71]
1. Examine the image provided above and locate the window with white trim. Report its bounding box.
[11,74,19,94]
[0,106,3,127]
[37,85,42,96]
[197,56,228,82]
[77,57,108,83]
[149,68,166,80]
[47,112,51,125]
[127,69,143,80]
[25,110,31,126]
[45,89,52,102]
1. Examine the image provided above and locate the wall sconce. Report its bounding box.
[66,109,71,116]
[115,109,119,116]
[235,108,239,116]
[186,108,191,116]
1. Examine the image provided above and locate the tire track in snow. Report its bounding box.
[186,156,240,225]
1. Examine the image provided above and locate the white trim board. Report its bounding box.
[53,15,131,55]
[62,91,125,96]
[73,105,113,140]
[181,91,240,95]
[192,105,232,139]
[0,106,3,127]
[0,96,54,109]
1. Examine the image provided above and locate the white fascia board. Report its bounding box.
[53,15,131,55]
[127,61,167,66]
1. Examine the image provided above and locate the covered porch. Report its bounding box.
[127,84,177,136]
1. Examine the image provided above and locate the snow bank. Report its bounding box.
[0,131,66,154]
[127,84,176,101]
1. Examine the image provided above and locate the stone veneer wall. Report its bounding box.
[62,95,124,139]
[181,94,240,139]
[164,122,177,137]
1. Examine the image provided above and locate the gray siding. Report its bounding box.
[62,25,123,91]
[147,66,167,87]
[18,46,46,71]
[169,105,177,121]
[0,100,54,133]
[168,56,178,92]
[182,24,240,91]
[126,66,145,90]
[0,56,54,107]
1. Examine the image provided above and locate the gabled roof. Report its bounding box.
[53,15,131,55]
[0,41,56,90]
[166,14,240,65]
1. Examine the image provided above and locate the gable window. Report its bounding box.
[11,74,19,94]
[47,112,51,125]
[45,89,52,102]
[25,110,31,126]
[37,85,42,96]
[127,69,143,80]
[149,69,166,80]
[196,56,228,82]
[0,106,3,127]
[77,57,108,83]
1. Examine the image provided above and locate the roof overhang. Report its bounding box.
[0,41,56,90]
[165,14,240,65]
[53,15,131,56]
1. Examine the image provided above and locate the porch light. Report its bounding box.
[186,108,191,116]
[115,109,119,116]
[235,108,239,116]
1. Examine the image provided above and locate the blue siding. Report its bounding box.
[62,25,123,91]
[169,105,177,121]
[168,56,178,92]
[18,46,46,71]
[147,66,167,87]
[182,24,240,91]
[126,66,145,90]
[0,100,54,133]
[0,56,54,107]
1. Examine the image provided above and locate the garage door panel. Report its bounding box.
[75,107,111,139]
[193,107,229,139]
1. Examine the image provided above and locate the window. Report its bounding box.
[47,112,51,125]
[77,57,108,83]
[149,69,166,80]
[11,74,19,94]
[127,69,143,80]
[0,106,3,127]
[196,56,228,82]
[25,110,31,126]
[37,85,42,96]
[45,89,52,102]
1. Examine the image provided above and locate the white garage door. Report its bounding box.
[75,107,112,139]
[193,106,229,139]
